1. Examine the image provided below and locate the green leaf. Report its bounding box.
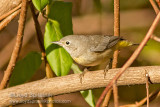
[71,63,95,107]
[9,52,42,87]
[48,1,73,36]
[44,20,73,76]
[44,1,73,76]
[80,90,95,107]
[32,0,49,11]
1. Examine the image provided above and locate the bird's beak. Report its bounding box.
[51,41,62,46]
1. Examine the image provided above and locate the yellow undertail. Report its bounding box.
[116,40,138,49]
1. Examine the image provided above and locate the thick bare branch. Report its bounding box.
[0,66,160,107]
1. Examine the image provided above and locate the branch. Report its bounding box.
[29,3,54,106]
[102,0,120,105]
[146,73,150,107]
[0,66,160,106]
[0,0,21,16]
[156,0,160,7]
[151,35,160,42]
[113,81,118,107]
[112,0,120,68]
[112,0,120,107]
[29,3,45,52]
[96,11,160,107]
[29,2,53,78]
[149,0,159,14]
[120,88,160,107]
[0,0,28,89]
[102,89,112,107]
[0,3,21,21]
[0,9,20,31]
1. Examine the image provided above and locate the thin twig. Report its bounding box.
[120,89,160,107]
[0,3,21,21]
[112,51,119,69]
[37,100,43,107]
[45,62,54,78]
[136,90,159,107]
[108,0,120,107]
[96,11,160,107]
[29,3,54,107]
[0,0,28,90]
[29,3,45,51]
[29,2,53,78]
[101,89,112,107]
[47,97,54,107]
[113,81,118,107]
[151,35,160,42]
[156,0,160,7]
[0,9,20,31]
[149,0,159,14]
[112,0,120,68]
[146,73,149,107]
[102,0,121,104]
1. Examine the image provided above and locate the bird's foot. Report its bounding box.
[104,58,112,78]
[79,68,89,84]
[104,64,109,78]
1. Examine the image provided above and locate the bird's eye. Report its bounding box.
[65,41,70,45]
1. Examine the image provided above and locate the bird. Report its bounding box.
[52,35,138,82]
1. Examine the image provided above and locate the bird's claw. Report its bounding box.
[79,68,89,84]
[104,64,109,78]
[104,58,112,78]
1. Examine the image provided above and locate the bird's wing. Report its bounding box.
[90,35,120,52]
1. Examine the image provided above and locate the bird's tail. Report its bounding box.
[116,39,139,49]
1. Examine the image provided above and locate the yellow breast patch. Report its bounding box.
[73,57,85,64]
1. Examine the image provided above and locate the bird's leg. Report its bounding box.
[79,67,90,84]
[104,58,112,78]
[104,64,109,78]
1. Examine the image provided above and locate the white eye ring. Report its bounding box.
[65,41,70,45]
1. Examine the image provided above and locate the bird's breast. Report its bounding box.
[72,48,114,66]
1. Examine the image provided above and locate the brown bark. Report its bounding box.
[0,66,160,106]
[0,0,21,16]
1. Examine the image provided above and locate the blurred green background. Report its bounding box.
[0,0,160,107]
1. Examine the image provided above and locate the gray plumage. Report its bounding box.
[52,35,122,66]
